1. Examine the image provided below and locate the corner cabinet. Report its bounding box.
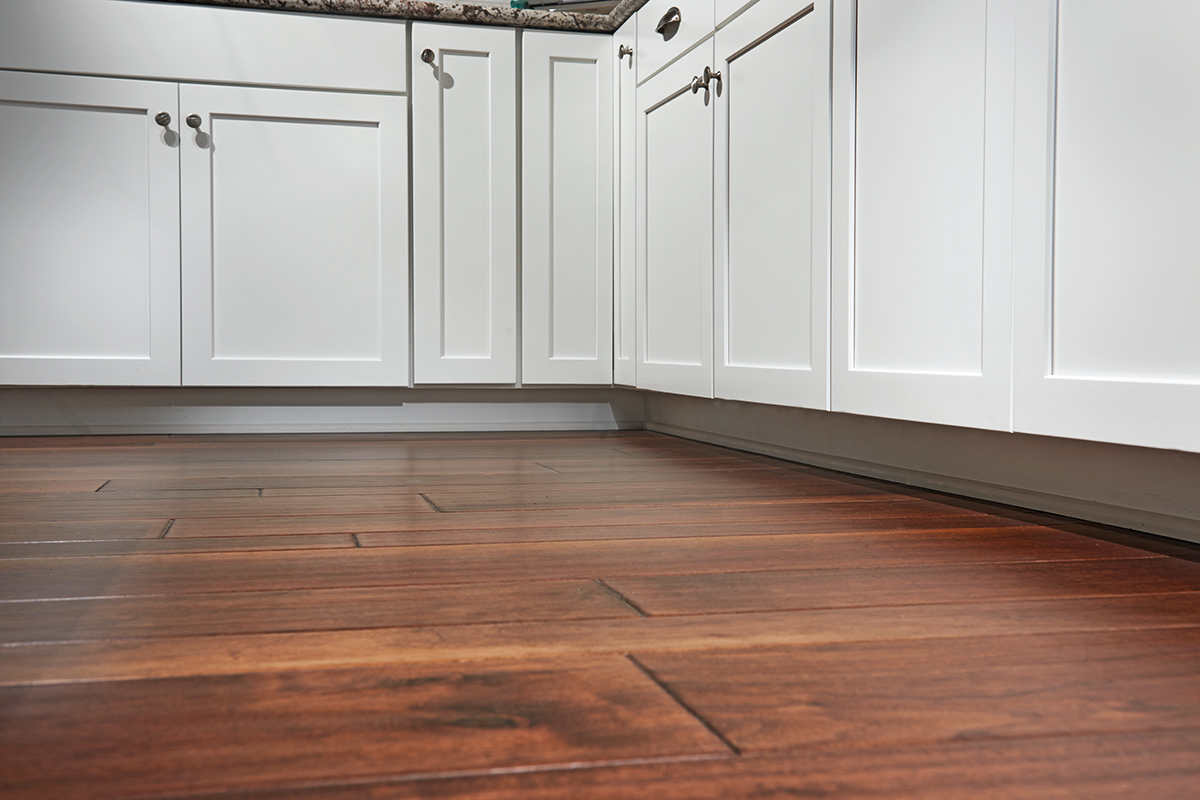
[411,23,518,385]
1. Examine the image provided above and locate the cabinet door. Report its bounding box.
[830,0,1017,430]
[179,84,408,386]
[411,23,517,385]
[522,31,613,385]
[713,0,831,409]
[1012,0,1200,453]
[0,71,180,386]
[613,20,638,387]
[636,46,715,398]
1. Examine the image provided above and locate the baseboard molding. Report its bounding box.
[646,420,1200,545]
[0,387,647,436]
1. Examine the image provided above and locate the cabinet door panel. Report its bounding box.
[0,71,180,386]
[831,0,1016,430]
[714,0,830,409]
[636,48,714,398]
[613,21,638,387]
[522,31,613,385]
[1013,0,1200,452]
[180,84,407,386]
[412,24,517,385]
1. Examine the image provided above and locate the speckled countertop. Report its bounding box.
[149,0,648,31]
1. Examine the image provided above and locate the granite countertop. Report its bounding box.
[150,0,649,32]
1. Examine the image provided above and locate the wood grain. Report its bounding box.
[2,430,1196,800]
[0,657,729,800]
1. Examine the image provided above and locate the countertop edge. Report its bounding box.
[144,0,647,32]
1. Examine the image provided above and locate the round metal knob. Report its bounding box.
[186,114,202,129]
[154,112,171,127]
[421,48,435,64]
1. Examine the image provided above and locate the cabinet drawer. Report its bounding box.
[636,0,716,84]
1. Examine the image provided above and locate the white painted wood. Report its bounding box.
[613,20,638,387]
[831,0,1016,430]
[180,84,408,386]
[411,24,518,385]
[1012,0,1200,453]
[521,31,613,385]
[636,47,715,399]
[716,0,762,28]
[0,0,406,93]
[713,0,830,409]
[635,0,716,85]
[0,71,180,386]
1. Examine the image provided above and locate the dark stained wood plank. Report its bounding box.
[0,528,1149,601]
[0,657,729,800]
[167,498,1038,538]
[0,478,110,494]
[630,630,1200,751]
[605,558,1200,615]
[0,533,355,559]
[0,492,434,522]
[8,594,1200,686]
[0,519,169,543]
[0,579,640,643]
[176,728,1200,800]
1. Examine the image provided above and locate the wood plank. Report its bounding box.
[167,498,1033,538]
[0,579,639,643]
[172,728,1200,800]
[0,528,1149,601]
[0,519,169,543]
[605,558,1200,615]
[7,594,1200,686]
[0,534,355,559]
[630,630,1200,751]
[0,479,110,494]
[0,657,728,800]
[0,492,434,522]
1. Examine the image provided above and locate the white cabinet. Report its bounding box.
[636,45,716,398]
[521,31,614,385]
[0,71,181,386]
[713,0,830,409]
[1012,0,1200,453]
[830,0,1017,430]
[411,23,518,385]
[180,85,409,386]
[613,20,638,387]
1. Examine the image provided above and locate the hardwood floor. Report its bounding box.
[1,431,1198,799]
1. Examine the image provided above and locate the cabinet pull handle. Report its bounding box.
[154,112,171,127]
[186,114,203,129]
[691,66,722,94]
[421,48,436,64]
[619,44,633,60]
[655,6,681,36]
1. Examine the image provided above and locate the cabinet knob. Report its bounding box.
[421,48,436,64]
[655,7,681,38]
[691,66,722,95]
[154,111,171,128]
[619,45,633,60]
[186,114,203,129]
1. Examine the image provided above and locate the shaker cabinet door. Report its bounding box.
[0,71,181,386]
[1012,0,1200,453]
[830,0,1017,430]
[411,23,518,385]
[179,83,408,386]
[521,30,613,385]
[635,47,716,399]
[713,0,831,409]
